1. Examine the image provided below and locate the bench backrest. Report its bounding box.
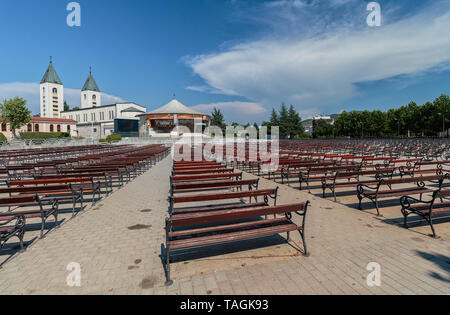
[171,173,242,182]
[171,188,277,204]
[0,195,37,206]
[337,169,394,178]
[170,203,307,227]
[0,184,70,194]
[172,168,234,175]
[382,175,443,186]
[8,178,92,186]
[35,173,106,180]
[172,179,258,190]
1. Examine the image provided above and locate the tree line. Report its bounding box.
[210,94,450,139]
[210,103,309,139]
[315,94,450,138]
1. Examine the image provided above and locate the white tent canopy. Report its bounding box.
[148,98,205,116]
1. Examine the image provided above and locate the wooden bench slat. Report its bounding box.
[172,202,267,215]
[169,223,299,251]
[171,203,306,227]
[169,218,290,238]
[172,189,276,204]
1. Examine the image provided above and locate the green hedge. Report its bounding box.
[20,132,70,140]
[0,132,7,143]
[106,134,122,142]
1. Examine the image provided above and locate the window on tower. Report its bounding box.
[93,95,96,100]
[53,88,58,94]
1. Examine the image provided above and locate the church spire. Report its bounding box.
[82,68,100,92]
[41,57,63,85]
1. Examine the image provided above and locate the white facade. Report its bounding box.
[81,90,101,109]
[61,103,146,139]
[40,82,64,118]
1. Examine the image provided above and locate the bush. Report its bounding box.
[0,132,7,143]
[106,134,122,143]
[99,138,107,143]
[294,132,312,139]
[20,132,70,140]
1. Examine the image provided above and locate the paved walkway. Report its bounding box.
[0,156,449,295]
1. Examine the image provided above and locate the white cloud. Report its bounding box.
[191,101,267,124]
[0,82,125,114]
[186,1,450,117]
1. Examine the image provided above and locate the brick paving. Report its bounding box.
[0,156,449,295]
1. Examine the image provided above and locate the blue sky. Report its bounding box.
[0,0,450,123]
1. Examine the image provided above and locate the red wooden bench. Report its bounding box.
[357,175,444,216]
[164,201,309,285]
[0,195,59,239]
[400,185,450,238]
[171,179,259,196]
[321,169,395,201]
[6,178,101,216]
[169,188,279,215]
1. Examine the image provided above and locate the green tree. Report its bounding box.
[64,101,70,112]
[0,97,31,138]
[287,104,304,138]
[433,94,450,137]
[278,103,290,138]
[269,108,279,126]
[313,119,334,139]
[210,107,226,132]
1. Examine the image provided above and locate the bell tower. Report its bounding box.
[40,57,64,118]
[81,68,101,109]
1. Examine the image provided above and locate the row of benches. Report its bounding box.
[0,144,170,252]
[163,159,310,285]
[243,152,450,237]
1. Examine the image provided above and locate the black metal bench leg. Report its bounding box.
[165,250,173,286]
[40,218,45,238]
[428,215,437,238]
[299,230,308,257]
[18,229,25,253]
[374,199,381,216]
[357,194,363,210]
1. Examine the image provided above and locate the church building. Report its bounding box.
[59,67,146,139]
[40,58,64,119]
